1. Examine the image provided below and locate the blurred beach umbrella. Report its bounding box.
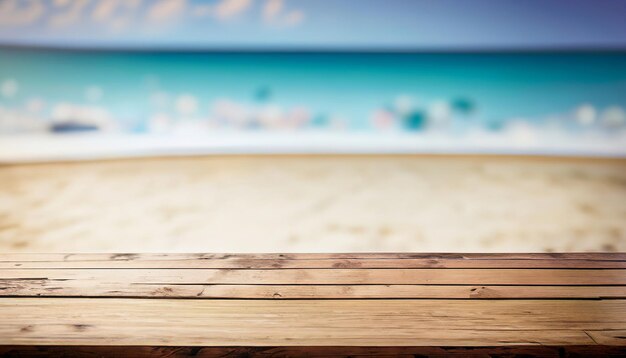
[403,110,426,131]
[451,97,475,116]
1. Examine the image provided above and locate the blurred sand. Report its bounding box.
[0,155,625,253]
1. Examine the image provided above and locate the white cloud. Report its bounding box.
[192,4,212,17]
[1,79,19,98]
[0,0,44,27]
[194,0,299,25]
[53,0,71,7]
[108,16,132,32]
[263,0,282,21]
[91,0,142,32]
[284,9,303,26]
[51,0,137,32]
[214,0,252,20]
[126,0,142,9]
[49,0,90,28]
[261,0,304,27]
[92,0,120,22]
[147,0,186,23]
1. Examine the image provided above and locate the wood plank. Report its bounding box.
[1,253,625,261]
[2,281,626,299]
[2,345,625,357]
[2,268,625,285]
[1,298,624,346]
[586,330,626,345]
[1,253,623,271]
[2,253,624,352]
[3,258,626,269]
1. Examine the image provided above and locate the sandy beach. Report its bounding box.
[0,155,624,253]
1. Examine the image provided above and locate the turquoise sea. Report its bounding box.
[0,48,625,142]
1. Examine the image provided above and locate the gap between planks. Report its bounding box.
[1,253,625,270]
[2,259,626,269]
[2,253,625,260]
[2,345,626,358]
[2,282,626,299]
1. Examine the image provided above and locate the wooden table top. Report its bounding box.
[1,253,625,357]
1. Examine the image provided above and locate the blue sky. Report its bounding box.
[0,0,625,49]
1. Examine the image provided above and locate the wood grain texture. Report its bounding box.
[2,345,625,357]
[2,253,626,268]
[1,298,626,346]
[0,253,625,355]
[3,268,626,285]
[3,282,626,299]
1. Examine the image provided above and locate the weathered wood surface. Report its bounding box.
[2,298,626,345]
[2,252,626,268]
[1,253,625,356]
[2,345,626,358]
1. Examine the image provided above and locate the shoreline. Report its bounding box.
[2,132,625,164]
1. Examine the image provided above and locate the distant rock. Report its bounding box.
[50,121,99,133]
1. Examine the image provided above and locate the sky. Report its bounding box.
[0,0,625,49]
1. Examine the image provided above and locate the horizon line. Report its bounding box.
[2,43,626,54]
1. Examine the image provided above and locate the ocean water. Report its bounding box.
[0,48,625,158]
